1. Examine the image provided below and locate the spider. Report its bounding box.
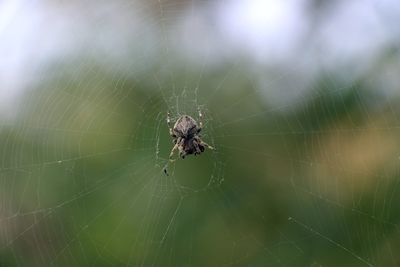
[163,110,214,175]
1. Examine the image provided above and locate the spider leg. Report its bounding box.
[164,141,179,176]
[169,143,178,161]
[167,111,174,137]
[163,167,169,176]
[193,140,202,155]
[200,140,214,150]
[197,108,203,132]
[169,137,184,161]
[163,153,174,176]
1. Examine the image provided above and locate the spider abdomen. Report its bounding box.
[173,115,198,137]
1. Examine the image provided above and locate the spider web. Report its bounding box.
[1,0,400,266]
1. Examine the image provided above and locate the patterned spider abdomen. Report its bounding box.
[173,115,199,137]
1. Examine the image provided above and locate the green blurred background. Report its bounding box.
[1,0,400,266]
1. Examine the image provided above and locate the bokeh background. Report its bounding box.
[1,0,400,266]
